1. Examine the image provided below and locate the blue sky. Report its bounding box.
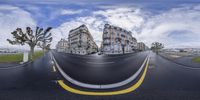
[0,0,200,50]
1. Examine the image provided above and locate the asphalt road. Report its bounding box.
[0,51,200,100]
[132,51,200,99]
[52,51,149,84]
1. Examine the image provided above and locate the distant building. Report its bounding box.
[68,25,98,55]
[0,48,21,54]
[131,37,138,51]
[102,24,137,54]
[56,39,69,53]
[162,48,200,55]
[137,42,146,51]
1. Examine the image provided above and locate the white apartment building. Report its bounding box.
[56,39,69,53]
[68,25,98,55]
[102,24,137,54]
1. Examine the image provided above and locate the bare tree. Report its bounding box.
[37,29,52,52]
[151,42,164,54]
[7,27,52,60]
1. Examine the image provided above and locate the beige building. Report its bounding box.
[131,37,138,51]
[102,24,137,54]
[137,42,146,51]
[56,38,69,52]
[68,25,98,55]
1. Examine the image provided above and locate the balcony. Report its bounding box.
[103,40,111,45]
[80,29,87,33]
[103,34,111,39]
[115,36,121,40]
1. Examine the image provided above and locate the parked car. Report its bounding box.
[98,52,102,55]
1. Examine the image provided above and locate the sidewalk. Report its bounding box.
[0,63,20,68]
[175,56,200,68]
[159,52,200,68]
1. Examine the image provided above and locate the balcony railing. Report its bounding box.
[115,36,121,39]
[80,29,87,33]
[103,34,111,39]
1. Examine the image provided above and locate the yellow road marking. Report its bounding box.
[57,57,149,96]
[52,65,56,72]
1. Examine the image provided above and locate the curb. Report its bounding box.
[0,52,48,70]
[0,61,32,70]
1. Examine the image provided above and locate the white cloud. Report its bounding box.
[139,5,200,48]
[53,5,200,49]
[93,8,145,32]
[0,5,37,50]
[47,9,85,22]
[61,9,84,15]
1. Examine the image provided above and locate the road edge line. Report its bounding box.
[57,56,150,96]
[51,51,149,89]
[51,52,148,89]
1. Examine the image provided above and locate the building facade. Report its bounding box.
[56,38,69,52]
[68,25,98,55]
[102,24,137,54]
[137,42,146,51]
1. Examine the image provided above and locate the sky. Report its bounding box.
[0,0,200,50]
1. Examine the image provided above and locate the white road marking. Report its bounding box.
[86,62,115,64]
[51,51,150,89]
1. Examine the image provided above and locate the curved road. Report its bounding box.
[52,51,149,84]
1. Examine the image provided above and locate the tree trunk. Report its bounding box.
[156,49,159,54]
[42,48,45,54]
[42,42,45,54]
[122,45,125,54]
[30,46,35,61]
